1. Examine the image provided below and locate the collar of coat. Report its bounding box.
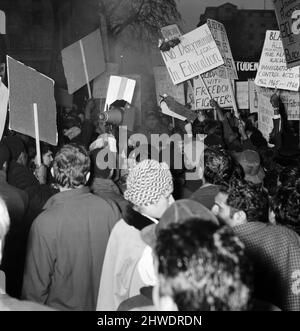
[123,205,155,231]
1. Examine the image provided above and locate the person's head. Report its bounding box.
[204,148,233,185]
[0,197,10,263]
[3,135,27,166]
[41,145,53,168]
[197,109,207,122]
[271,179,300,235]
[52,144,90,190]
[0,142,11,173]
[237,150,265,185]
[145,112,160,131]
[153,220,253,311]
[124,159,174,219]
[278,166,300,187]
[247,113,258,129]
[212,179,269,227]
[90,147,114,180]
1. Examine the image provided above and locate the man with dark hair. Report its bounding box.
[271,179,300,236]
[190,147,233,209]
[153,220,253,311]
[22,144,121,311]
[212,178,300,311]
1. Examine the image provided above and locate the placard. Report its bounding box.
[193,70,233,109]
[0,10,5,35]
[255,30,300,91]
[258,93,274,141]
[0,82,8,139]
[62,29,106,94]
[7,56,57,145]
[160,24,224,85]
[273,0,300,69]
[236,81,249,110]
[249,79,259,113]
[207,19,238,80]
[153,66,185,105]
[93,63,120,98]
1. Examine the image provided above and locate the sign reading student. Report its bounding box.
[193,69,233,109]
[7,56,57,145]
[255,30,300,91]
[207,19,238,80]
[160,24,224,85]
[273,0,300,69]
[62,29,106,94]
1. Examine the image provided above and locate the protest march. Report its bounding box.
[1,0,300,317]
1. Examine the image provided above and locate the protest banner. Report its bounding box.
[54,88,73,109]
[207,19,238,80]
[236,81,249,110]
[0,82,8,140]
[160,24,224,85]
[193,69,233,109]
[161,24,182,41]
[7,56,57,146]
[255,30,300,91]
[248,79,259,113]
[93,63,120,98]
[153,66,185,105]
[0,10,5,34]
[273,0,300,69]
[62,29,106,96]
[258,93,274,141]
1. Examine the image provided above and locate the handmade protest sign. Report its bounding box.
[258,93,274,141]
[193,69,232,109]
[255,30,300,91]
[104,76,136,113]
[93,63,120,98]
[207,19,238,80]
[273,0,300,69]
[153,66,185,105]
[249,79,259,113]
[7,56,57,146]
[236,81,249,110]
[160,24,224,85]
[0,10,5,34]
[161,24,182,41]
[0,82,8,140]
[62,29,105,95]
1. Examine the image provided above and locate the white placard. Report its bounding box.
[255,30,300,91]
[160,24,224,85]
[236,81,249,110]
[207,19,238,80]
[258,93,274,141]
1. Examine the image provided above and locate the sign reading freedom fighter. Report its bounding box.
[207,19,238,80]
[273,0,300,69]
[7,56,57,145]
[255,31,300,91]
[193,69,233,109]
[160,24,224,85]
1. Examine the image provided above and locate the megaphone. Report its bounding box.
[99,100,136,132]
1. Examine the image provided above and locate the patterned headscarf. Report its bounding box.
[124,159,173,207]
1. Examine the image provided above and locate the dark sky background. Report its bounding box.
[178,0,274,32]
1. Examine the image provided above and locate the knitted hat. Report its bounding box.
[124,159,173,207]
[141,199,219,248]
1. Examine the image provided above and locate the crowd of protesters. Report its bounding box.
[1,88,300,311]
